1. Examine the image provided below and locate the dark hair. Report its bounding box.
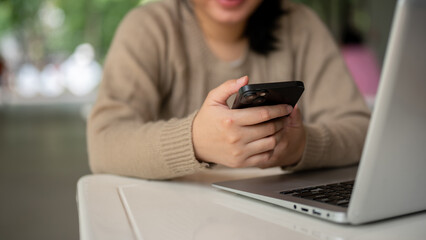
[245,0,286,55]
[341,1,364,45]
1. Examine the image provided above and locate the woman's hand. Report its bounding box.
[193,76,305,168]
[258,105,306,169]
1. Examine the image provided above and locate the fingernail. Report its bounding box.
[237,76,247,85]
[286,105,293,113]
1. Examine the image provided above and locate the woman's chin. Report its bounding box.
[215,15,246,25]
[209,9,250,25]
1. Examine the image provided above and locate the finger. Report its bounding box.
[207,76,248,106]
[232,104,293,126]
[243,135,278,159]
[274,128,284,144]
[243,118,284,143]
[243,151,273,168]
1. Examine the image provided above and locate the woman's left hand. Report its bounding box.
[256,105,306,169]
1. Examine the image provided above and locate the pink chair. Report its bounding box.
[342,44,380,106]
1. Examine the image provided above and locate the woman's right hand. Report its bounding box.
[192,76,293,168]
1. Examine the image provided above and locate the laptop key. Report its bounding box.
[313,195,327,200]
[337,200,350,205]
[280,190,295,194]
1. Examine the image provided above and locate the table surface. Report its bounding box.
[77,167,426,240]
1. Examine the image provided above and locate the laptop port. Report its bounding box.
[312,209,321,216]
[301,208,308,212]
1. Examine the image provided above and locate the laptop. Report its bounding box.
[213,0,426,225]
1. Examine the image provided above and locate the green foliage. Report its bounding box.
[0,0,139,65]
[53,0,139,61]
[0,2,12,33]
[0,0,43,29]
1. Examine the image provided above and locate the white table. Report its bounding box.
[77,167,426,240]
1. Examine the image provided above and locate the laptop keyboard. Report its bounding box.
[279,180,354,208]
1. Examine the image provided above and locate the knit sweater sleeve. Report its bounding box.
[87,6,208,180]
[283,4,371,171]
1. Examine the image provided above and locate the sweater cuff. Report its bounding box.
[159,111,209,176]
[283,124,330,172]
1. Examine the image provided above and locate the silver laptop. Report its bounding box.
[213,0,426,225]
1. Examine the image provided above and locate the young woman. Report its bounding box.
[87,0,370,179]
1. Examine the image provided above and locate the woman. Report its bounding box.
[87,0,370,179]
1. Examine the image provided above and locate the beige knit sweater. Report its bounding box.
[87,0,370,179]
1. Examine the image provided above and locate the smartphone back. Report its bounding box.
[232,81,304,109]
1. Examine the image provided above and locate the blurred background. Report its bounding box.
[0,0,396,239]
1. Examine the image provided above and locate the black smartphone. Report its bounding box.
[232,81,304,109]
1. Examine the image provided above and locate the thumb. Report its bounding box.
[208,76,248,105]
